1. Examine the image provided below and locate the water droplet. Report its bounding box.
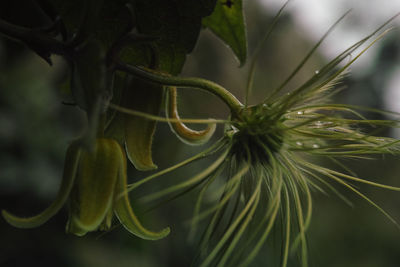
[297,111,304,115]
[315,70,320,75]
[376,138,385,141]
[314,121,333,128]
[296,141,303,146]
[312,144,320,149]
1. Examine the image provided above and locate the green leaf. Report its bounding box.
[133,0,216,74]
[202,0,247,66]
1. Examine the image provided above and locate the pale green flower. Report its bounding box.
[2,138,170,240]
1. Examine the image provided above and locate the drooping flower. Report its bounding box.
[2,138,170,240]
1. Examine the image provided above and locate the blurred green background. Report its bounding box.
[1,1,399,266]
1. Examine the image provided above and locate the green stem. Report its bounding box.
[115,61,243,115]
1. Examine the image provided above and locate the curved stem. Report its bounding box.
[115,61,243,115]
[166,87,216,145]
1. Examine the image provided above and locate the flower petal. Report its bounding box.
[114,150,170,240]
[124,76,163,171]
[2,142,81,228]
[67,138,120,236]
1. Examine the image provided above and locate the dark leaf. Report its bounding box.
[202,0,247,66]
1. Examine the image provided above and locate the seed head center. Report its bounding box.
[229,104,285,162]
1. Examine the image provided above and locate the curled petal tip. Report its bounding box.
[1,209,43,229]
[114,201,171,240]
[125,147,158,171]
[134,226,171,241]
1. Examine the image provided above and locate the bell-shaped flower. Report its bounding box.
[2,138,170,240]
